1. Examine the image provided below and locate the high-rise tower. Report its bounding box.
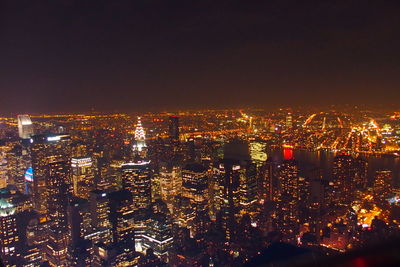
[17,115,34,139]
[121,161,152,210]
[133,117,147,158]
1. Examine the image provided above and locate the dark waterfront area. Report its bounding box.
[269,148,400,187]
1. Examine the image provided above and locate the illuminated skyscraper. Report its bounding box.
[71,157,95,199]
[374,170,393,200]
[168,116,179,142]
[67,198,91,251]
[47,161,70,230]
[89,190,112,230]
[142,212,173,262]
[44,160,71,267]
[132,117,147,158]
[17,114,34,139]
[181,163,209,212]
[276,159,300,237]
[331,154,356,205]
[213,160,241,241]
[354,157,368,189]
[121,161,152,210]
[29,134,72,214]
[0,198,19,266]
[0,144,9,188]
[159,163,181,211]
[108,190,136,261]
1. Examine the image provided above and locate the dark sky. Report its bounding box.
[1,0,400,113]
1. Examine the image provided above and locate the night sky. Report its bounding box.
[1,1,400,113]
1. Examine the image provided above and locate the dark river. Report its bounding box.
[267,148,400,187]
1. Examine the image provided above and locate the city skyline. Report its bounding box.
[0,108,400,265]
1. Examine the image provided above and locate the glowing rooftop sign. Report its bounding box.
[25,167,34,182]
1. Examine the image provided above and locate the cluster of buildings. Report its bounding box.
[0,111,398,266]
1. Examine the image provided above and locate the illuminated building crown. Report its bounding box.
[135,117,146,141]
[133,117,147,153]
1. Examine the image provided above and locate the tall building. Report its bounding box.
[374,170,393,200]
[5,143,31,194]
[261,158,275,201]
[89,190,112,230]
[142,212,173,262]
[276,159,300,237]
[132,117,147,158]
[0,198,20,266]
[159,163,182,211]
[47,161,70,230]
[331,154,356,205]
[29,134,72,214]
[44,161,71,267]
[121,161,152,210]
[354,157,368,189]
[71,157,95,199]
[181,163,209,213]
[213,160,241,241]
[0,144,9,188]
[17,115,34,139]
[212,139,258,241]
[168,116,179,142]
[107,190,136,264]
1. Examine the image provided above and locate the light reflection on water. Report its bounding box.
[267,148,400,187]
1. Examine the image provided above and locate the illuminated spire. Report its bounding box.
[135,117,146,141]
[133,117,147,153]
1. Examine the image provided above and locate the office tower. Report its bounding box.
[181,163,209,213]
[331,154,356,205]
[173,195,196,228]
[17,115,34,139]
[132,117,147,158]
[168,116,180,142]
[71,157,95,199]
[6,143,31,194]
[0,198,20,266]
[159,163,181,211]
[89,190,113,245]
[262,158,275,201]
[142,212,173,262]
[354,156,368,189]
[121,161,152,210]
[67,198,92,266]
[0,145,8,188]
[95,157,113,191]
[67,198,91,247]
[44,160,71,267]
[307,179,327,236]
[44,229,69,267]
[239,162,258,216]
[46,160,70,230]
[276,159,300,237]
[374,170,393,200]
[29,134,72,214]
[89,190,112,230]
[108,190,136,262]
[92,242,140,267]
[213,160,241,241]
